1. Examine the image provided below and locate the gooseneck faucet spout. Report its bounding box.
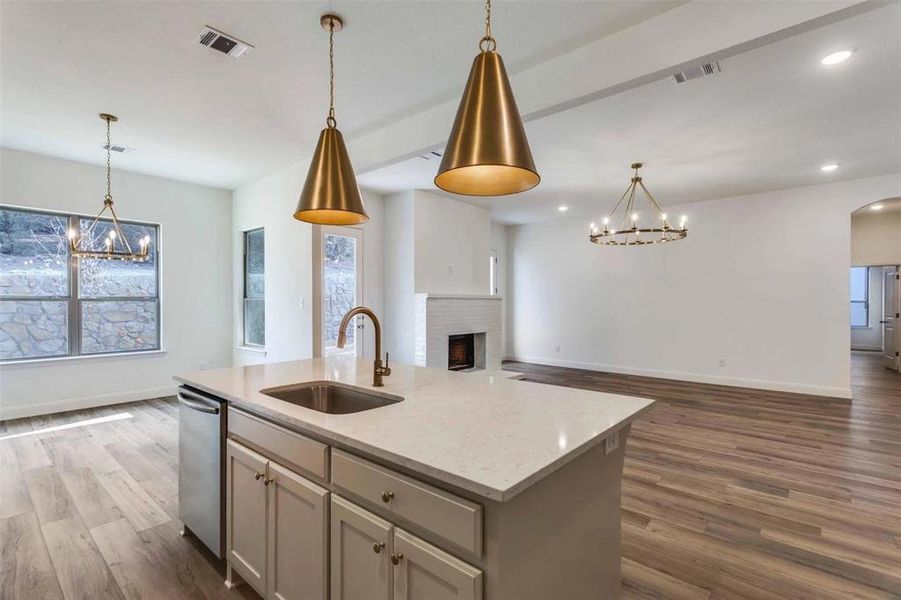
[337,306,391,387]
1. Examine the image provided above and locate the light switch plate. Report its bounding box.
[604,430,620,455]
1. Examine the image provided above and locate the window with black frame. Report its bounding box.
[243,228,265,347]
[0,206,160,361]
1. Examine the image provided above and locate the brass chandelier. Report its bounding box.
[588,163,687,246]
[294,14,369,225]
[69,114,151,261]
[435,0,539,196]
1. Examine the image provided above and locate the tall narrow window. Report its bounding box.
[243,228,265,347]
[489,251,499,296]
[0,206,160,362]
[850,266,869,328]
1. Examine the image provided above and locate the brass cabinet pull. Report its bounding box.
[381,491,394,503]
[372,542,385,554]
[254,472,263,481]
[390,552,404,565]
[263,477,275,486]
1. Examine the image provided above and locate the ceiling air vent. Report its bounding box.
[418,151,443,160]
[102,144,134,154]
[673,61,721,84]
[195,26,253,58]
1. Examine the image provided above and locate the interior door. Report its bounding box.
[883,266,899,371]
[393,529,483,600]
[330,495,393,600]
[319,226,364,358]
[226,440,268,594]
[267,461,329,600]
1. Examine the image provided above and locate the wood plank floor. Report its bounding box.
[506,351,901,600]
[1,351,897,599]
[0,397,259,600]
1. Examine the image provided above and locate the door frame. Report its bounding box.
[312,225,365,358]
[882,265,900,372]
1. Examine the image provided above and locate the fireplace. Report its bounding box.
[447,334,475,371]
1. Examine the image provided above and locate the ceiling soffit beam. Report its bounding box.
[348,0,870,177]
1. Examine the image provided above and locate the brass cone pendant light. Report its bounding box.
[435,0,539,196]
[294,14,368,225]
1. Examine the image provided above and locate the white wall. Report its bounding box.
[0,148,232,419]
[382,190,494,363]
[490,222,510,356]
[851,210,901,266]
[850,267,884,351]
[232,161,385,366]
[507,174,901,398]
[413,190,490,295]
[383,191,416,364]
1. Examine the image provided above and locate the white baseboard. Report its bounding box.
[504,355,852,399]
[0,386,177,421]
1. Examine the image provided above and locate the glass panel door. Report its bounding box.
[321,228,362,357]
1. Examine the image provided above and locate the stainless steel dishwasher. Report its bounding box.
[177,385,226,558]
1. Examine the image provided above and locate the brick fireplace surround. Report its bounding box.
[414,294,502,372]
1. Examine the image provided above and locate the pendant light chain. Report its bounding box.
[105,117,113,204]
[327,19,336,128]
[479,0,496,52]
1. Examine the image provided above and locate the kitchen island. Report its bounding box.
[175,357,654,600]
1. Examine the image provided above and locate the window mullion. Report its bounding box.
[69,214,80,357]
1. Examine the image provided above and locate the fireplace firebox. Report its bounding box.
[447,334,475,371]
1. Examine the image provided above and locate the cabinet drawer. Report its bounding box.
[331,449,482,556]
[229,409,328,481]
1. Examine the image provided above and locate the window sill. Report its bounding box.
[0,349,168,368]
[235,345,267,356]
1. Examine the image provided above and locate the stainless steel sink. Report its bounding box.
[259,382,403,414]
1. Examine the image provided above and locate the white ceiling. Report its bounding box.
[359,2,901,224]
[0,0,682,190]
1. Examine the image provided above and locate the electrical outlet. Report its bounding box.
[718,358,727,368]
[604,430,620,455]
[199,361,209,370]
[555,344,560,353]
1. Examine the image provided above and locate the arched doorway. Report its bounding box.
[850,197,901,377]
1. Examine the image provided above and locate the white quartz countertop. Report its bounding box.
[174,358,654,502]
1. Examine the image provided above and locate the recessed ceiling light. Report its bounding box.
[869,204,884,211]
[558,205,569,212]
[821,50,853,65]
[820,163,840,172]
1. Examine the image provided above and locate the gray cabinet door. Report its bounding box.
[226,439,268,594]
[393,529,482,600]
[330,495,393,600]
[267,461,329,600]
